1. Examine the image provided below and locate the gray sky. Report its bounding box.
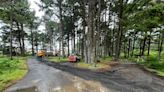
[28,0,44,18]
[28,0,45,31]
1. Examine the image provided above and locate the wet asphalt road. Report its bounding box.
[45,61,164,92]
[5,59,111,92]
[5,58,164,92]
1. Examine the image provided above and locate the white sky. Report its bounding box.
[28,0,44,18]
[28,0,45,31]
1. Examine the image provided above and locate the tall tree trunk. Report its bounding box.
[31,27,34,56]
[115,0,123,60]
[131,37,136,57]
[141,37,147,56]
[73,32,76,53]
[81,34,84,59]
[127,39,131,58]
[79,0,86,60]
[84,39,88,63]
[36,44,38,54]
[124,42,127,58]
[9,2,13,60]
[67,34,70,56]
[158,32,164,61]
[59,40,61,59]
[21,23,25,56]
[111,26,115,56]
[139,39,142,56]
[16,22,23,55]
[78,35,81,54]
[147,35,151,56]
[87,0,96,64]
[96,0,101,58]
[58,0,64,57]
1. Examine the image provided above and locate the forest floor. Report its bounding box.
[5,58,164,92]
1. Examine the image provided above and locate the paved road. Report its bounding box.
[5,59,111,92]
[5,58,164,92]
[45,61,164,92]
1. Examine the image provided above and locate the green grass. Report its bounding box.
[46,56,68,62]
[47,56,111,70]
[100,57,112,62]
[146,68,164,76]
[122,51,164,76]
[0,56,28,91]
[76,57,112,70]
[76,61,109,70]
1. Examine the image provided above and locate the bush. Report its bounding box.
[146,62,164,71]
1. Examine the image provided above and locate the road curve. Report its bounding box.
[44,61,164,92]
[5,59,112,92]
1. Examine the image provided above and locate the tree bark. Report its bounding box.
[9,2,13,60]
[79,0,86,60]
[31,26,34,56]
[16,22,23,55]
[127,39,131,58]
[141,36,147,56]
[139,39,142,56]
[158,32,164,61]
[114,0,123,60]
[86,0,96,64]
[58,0,65,57]
[147,35,151,56]
[131,37,136,57]
[21,23,25,56]
[96,0,101,58]
[67,34,70,56]
[123,42,127,58]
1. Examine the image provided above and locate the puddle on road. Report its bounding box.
[52,76,110,92]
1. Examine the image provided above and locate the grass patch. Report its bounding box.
[46,56,68,62]
[138,51,164,76]
[47,56,112,70]
[0,56,28,91]
[76,61,109,70]
[76,57,112,70]
[100,57,112,62]
[121,51,164,76]
[145,68,164,76]
[142,62,164,76]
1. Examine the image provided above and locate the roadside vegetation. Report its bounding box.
[0,56,28,91]
[47,56,113,70]
[47,52,164,76]
[120,51,164,76]
[140,52,164,76]
[0,0,164,90]
[46,57,68,62]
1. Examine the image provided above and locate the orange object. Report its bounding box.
[37,50,45,57]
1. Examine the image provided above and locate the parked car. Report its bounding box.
[68,54,80,62]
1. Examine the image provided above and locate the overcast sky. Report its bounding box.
[28,0,45,31]
[28,0,44,18]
